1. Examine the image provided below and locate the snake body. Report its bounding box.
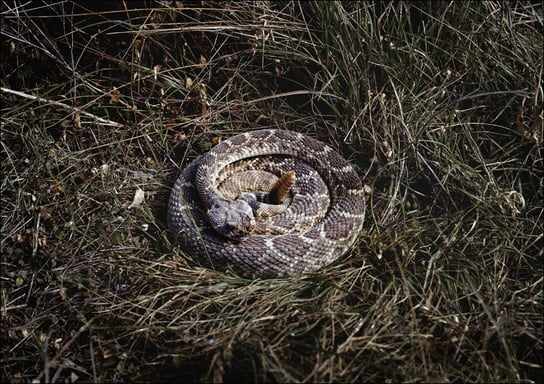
[167,129,365,278]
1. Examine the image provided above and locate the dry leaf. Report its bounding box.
[128,188,145,209]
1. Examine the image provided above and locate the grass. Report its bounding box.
[1,1,543,382]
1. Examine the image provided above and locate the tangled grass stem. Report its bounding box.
[1,1,542,382]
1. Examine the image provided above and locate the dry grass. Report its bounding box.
[1,1,543,382]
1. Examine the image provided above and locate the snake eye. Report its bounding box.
[226,220,237,230]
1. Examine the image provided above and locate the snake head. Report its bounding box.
[208,199,256,241]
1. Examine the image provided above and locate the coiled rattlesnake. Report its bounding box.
[167,129,365,278]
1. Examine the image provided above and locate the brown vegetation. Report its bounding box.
[1,1,542,382]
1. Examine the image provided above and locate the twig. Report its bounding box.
[1,86,125,128]
[33,320,94,383]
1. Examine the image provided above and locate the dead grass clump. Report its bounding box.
[1,1,542,383]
